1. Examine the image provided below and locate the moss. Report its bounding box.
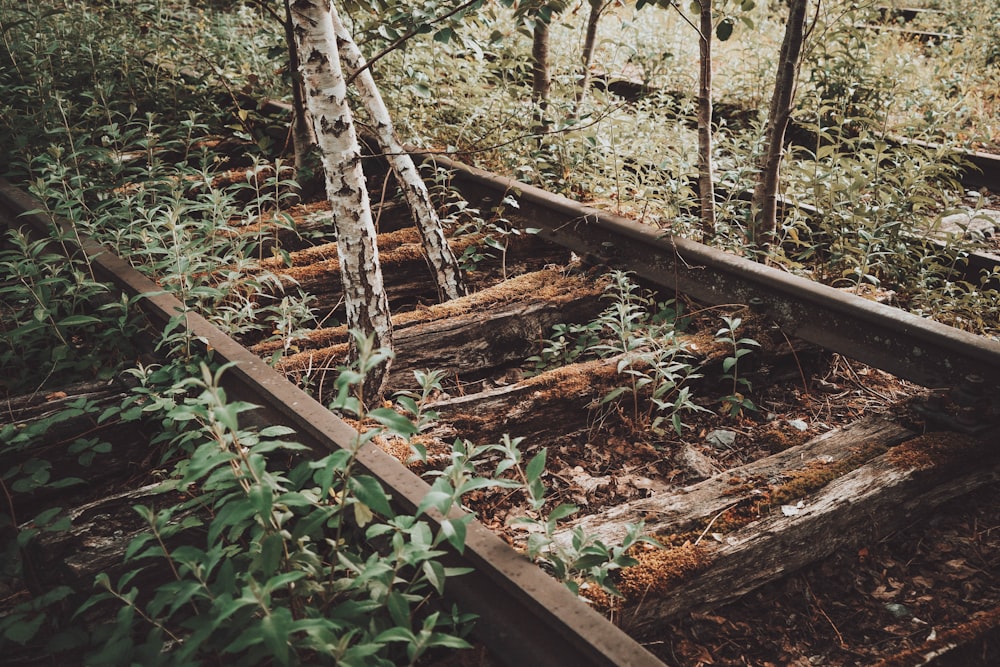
[615,542,713,603]
[885,432,982,471]
[757,424,811,452]
[768,440,891,507]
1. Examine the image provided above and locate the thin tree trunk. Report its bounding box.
[283,0,317,180]
[532,18,552,117]
[575,0,606,109]
[331,9,467,302]
[749,0,810,247]
[289,0,392,400]
[697,1,716,240]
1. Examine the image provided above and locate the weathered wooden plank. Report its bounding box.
[263,269,606,395]
[561,416,916,547]
[579,427,1000,635]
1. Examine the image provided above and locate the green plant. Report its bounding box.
[494,440,658,597]
[69,338,480,666]
[590,271,708,434]
[0,228,139,395]
[714,314,759,417]
[452,192,539,278]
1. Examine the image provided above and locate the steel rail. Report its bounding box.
[0,178,665,667]
[430,154,1000,396]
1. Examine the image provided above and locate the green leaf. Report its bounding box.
[422,559,447,595]
[57,314,101,327]
[261,608,293,666]
[3,613,45,645]
[716,17,734,41]
[348,475,393,517]
[260,531,284,576]
[258,425,296,437]
[547,503,579,521]
[249,483,273,519]
[439,516,468,553]
[375,626,414,644]
[417,489,453,516]
[368,407,418,438]
[525,449,547,483]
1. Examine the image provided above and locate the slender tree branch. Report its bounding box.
[344,0,483,87]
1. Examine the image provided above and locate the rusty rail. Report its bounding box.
[431,153,1000,396]
[0,178,665,667]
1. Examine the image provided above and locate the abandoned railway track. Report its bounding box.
[3,139,1000,666]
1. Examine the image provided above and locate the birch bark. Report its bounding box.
[289,0,393,399]
[331,8,467,301]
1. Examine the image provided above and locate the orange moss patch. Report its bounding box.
[612,542,713,605]
[768,440,891,507]
[756,424,812,452]
[394,268,603,326]
[251,325,348,356]
[885,432,982,471]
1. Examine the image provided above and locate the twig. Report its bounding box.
[694,502,739,546]
[806,579,846,647]
[344,0,483,87]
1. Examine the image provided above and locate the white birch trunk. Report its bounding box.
[289,0,392,399]
[330,8,467,302]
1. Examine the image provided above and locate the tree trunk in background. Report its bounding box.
[576,0,606,110]
[283,0,317,181]
[331,8,467,302]
[531,18,552,115]
[289,0,393,400]
[750,0,810,248]
[697,1,716,240]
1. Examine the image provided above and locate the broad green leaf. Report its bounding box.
[368,407,418,438]
[348,475,393,516]
[716,17,734,41]
[525,449,547,483]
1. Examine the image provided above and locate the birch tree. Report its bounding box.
[749,0,812,247]
[289,0,393,399]
[331,10,467,301]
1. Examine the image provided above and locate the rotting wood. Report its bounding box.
[252,229,561,316]
[560,416,916,547]
[21,484,182,591]
[427,356,640,445]
[1,377,135,423]
[872,604,1000,667]
[1,381,161,521]
[589,427,1000,635]
[226,199,412,253]
[262,268,607,394]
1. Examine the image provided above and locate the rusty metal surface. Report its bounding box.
[432,154,1000,395]
[0,178,665,667]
